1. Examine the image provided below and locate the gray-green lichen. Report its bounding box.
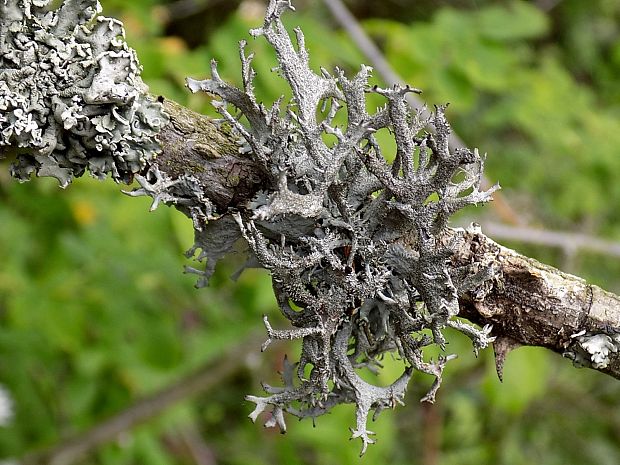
[122,164,215,234]
[0,0,168,186]
[566,330,620,369]
[188,0,499,454]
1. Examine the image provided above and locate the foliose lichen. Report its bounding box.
[0,0,168,186]
[187,0,499,454]
[567,330,620,369]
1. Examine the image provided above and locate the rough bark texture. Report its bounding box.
[454,229,620,379]
[156,99,266,211]
[155,98,620,381]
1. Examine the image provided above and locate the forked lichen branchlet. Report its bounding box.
[1,0,500,455]
[187,0,499,454]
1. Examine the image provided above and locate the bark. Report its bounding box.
[156,99,267,211]
[154,97,620,380]
[453,227,620,379]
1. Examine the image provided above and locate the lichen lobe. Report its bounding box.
[0,0,168,186]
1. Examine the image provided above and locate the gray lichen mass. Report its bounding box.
[186,0,499,454]
[1,0,503,455]
[0,0,168,186]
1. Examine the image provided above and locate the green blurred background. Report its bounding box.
[1,0,620,463]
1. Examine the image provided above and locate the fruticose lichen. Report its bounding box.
[186,0,499,454]
[0,0,168,186]
[2,0,500,454]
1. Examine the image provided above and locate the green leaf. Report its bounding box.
[476,2,549,41]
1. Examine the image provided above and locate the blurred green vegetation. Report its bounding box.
[2,0,620,464]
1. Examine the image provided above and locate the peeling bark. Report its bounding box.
[6,0,620,455]
[453,228,620,379]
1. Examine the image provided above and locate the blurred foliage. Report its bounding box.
[2,0,620,464]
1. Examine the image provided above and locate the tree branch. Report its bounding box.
[483,221,620,258]
[154,99,620,380]
[156,98,266,212]
[4,0,620,453]
[452,227,620,379]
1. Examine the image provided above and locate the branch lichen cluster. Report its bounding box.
[187,0,498,453]
[0,0,168,186]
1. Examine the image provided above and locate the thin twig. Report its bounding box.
[320,0,522,226]
[482,222,620,258]
[163,0,221,21]
[180,427,218,465]
[20,332,264,465]
[535,0,564,12]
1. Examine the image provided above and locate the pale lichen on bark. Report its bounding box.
[5,0,620,456]
[0,0,168,185]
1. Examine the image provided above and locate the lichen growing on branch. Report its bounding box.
[0,0,501,455]
[0,0,168,186]
[186,0,499,454]
[5,0,620,456]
